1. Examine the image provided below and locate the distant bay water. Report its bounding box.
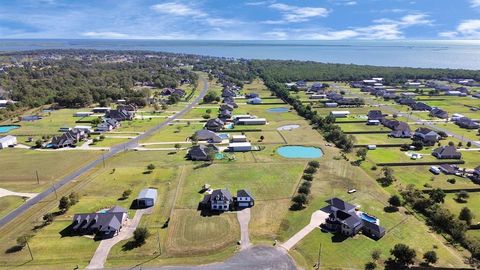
[1,39,480,70]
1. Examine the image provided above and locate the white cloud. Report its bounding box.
[300,30,359,40]
[263,31,289,39]
[470,0,480,7]
[82,31,130,38]
[266,3,329,23]
[374,13,433,26]
[441,19,480,39]
[151,2,206,17]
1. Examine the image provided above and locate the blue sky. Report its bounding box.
[1,0,480,40]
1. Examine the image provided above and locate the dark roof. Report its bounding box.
[432,146,461,159]
[415,127,436,135]
[362,220,386,235]
[439,164,458,174]
[194,130,222,143]
[72,206,127,232]
[367,110,383,120]
[325,197,356,212]
[209,189,233,203]
[336,210,362,228]
[189,144,218,160]
[237,189,254,199]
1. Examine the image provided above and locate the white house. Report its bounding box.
[0,135,17,149]
[330,111,350,118]
[325,102,338,108]
[228,142,252,152]
[231,134,247,142]
[451,113,465,121]
[309,94,327,99]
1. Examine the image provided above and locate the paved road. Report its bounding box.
[236,208,251,250]
[87,209,151,269]
[0,77,209,229]
[129,246,297,270]
[280,210,328,251]
[332,83,480,148]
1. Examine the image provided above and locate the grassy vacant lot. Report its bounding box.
[0,196,25,219]
[444,193,480,224]
[353,134,412,145]
[0,149,101,192]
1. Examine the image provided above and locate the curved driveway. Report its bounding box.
[0,77,209,229]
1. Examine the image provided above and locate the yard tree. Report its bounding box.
[466,141,472,148]
[308,160,320,168]
[292,194,308,206]
[174,143,181,151]
[43,213,54,224]
[16,234,33,248]
[459,207,474,226]
[302,174,313,181]
[122,189,132,199]
[304,166,317,174]
[203,91,218,103]
[371,249,381,261]
[388,195,402,208]
[301,181,312,189]
[364,262,376,270]
[259,135,265,141]
[58,196,71,212]
[298,185,311,195]
[35,139,43,148]
[456,190,469,202]
[133,227,150,245]
[429,188,446,203]
[147,164,156,171]
[390,243,416,266]
[423,250,438,265]
[205,108,212,114]
[68,192,79,205]
[356,148,368,161]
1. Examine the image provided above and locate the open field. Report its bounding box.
[0,196,25,219]
[0,149,101,192]
[444,193,480,224]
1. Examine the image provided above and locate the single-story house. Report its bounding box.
[367,110,384,121]
[235,118,267,125]
[161,88,186,97]
[219,109,233,119]
[188,144,218,161]
[71,206,128,238]
[96,118,120,132]
[50,128,87,149]
[105,109,135,122]
[439,164,459,175]
[236,190,255,208]
[325,102,338,108]
[432,146,462,159]
[0,135,17,149]
[220,104,235,111]
[330,111,350,118]
[194,130,223,143]
[397,97,415,106]
[204,118,225,132]
[135,188,157,208]
[414,127,439,146]
[411,102,432,111]
[247,97,262,104]
[228,142,252,152]
[245,93,259,99]
[309,94,327,99]
[74,125,93,133]
[430,108,449,119]
[382,119,411,138]
[455,117,479,129]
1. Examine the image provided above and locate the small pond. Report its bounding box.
[0,125,20,133]
[267,107,289,113]
[277,146,323,159]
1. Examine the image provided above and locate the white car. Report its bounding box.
[348,189,357,194]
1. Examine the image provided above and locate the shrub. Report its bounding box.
[302,174,313,181]
[388,195,402,207]
[304,166,317,174]
[301,181,312,188]
[68,192,79,205]
[122,189,132,199]
[58,196,71,212]
[147,164,156,171]
[423,250,438,265]
[202,113,211,119]
[308,160,320,168]
[298,185,311,195]
[447,178,456,184]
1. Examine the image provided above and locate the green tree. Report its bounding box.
[35,139,43,148]
[371,249,381,261]
[43,213,54,224]
[356,148,368,161]
[423,250,438,265]
[364,262,376,270]
[147,164,156,171]
[298,185,311,195]
[16,234,33,248]
[203,91,219,103]
[429,188,446,203]
[174,143,181,151]
[459,207,474,226]
[122,189,132,199]
[390,243,416,266]
[133,227,150,245]
[388,195,402,208]
[292,194,308,206]
[58,196,71,212]
[308,160,320,168]
[68,192,79,205]
[455,190,469,202]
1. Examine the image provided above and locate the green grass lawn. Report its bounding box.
[443,193,480,224]
[353,134,412,145]
[0,149,101,192]
[0,196,26,219]
[89,137,129,147]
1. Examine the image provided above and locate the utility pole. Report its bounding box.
[52,184,58,199]
[157,229,161,255]
[25,236,33,260]
[102,153,105,168]
[316,242,322,270]
[35,170,40,184]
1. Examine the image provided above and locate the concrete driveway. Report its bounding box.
[86,208,151,269]
[280,210,328,251]
[0,188,37,199]
[236,208,251,250]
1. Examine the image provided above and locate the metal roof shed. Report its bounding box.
[136,188,158,208]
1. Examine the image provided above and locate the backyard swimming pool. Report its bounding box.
[277,146,323,159]
[360,212,379,224]
[267,107,289,113]
[224,123,234,129]
[0,125,20,133]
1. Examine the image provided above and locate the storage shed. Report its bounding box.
[0,135,17,149]
[136,188,158,208]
